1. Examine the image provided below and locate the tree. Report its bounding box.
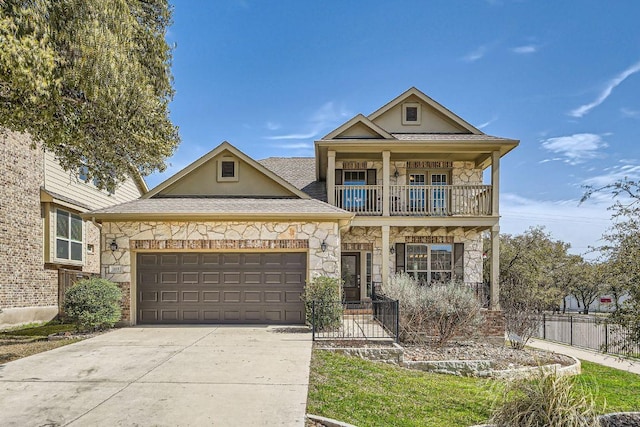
[0,0,179,191]
[569,261,604,315]
[583,178,640,352]
[485,226,573,348]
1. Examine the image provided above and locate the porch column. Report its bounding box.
[327,150,336,205]
[382,151,390,216]
[490,224,500,310]
[491,150,500,216]
[381,225,390,286]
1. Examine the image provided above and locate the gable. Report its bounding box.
[322,114,394,140]
[146,142,307,199]
[370,93,470,134]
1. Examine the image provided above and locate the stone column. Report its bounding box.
[381,225,390,286]
[490,224,500,310]
[382,151,390,216]
[328,150,336,205]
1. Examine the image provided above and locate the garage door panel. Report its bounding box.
[243,272,261,284]
[181,272,199,284]
[264,291,282,303]
[160,291,178,302]
[182,291,199,302]
[202,272,220,284]
[203,291,220,302]
[137,252,306,325]
[223,291,241,303]
[244,291,261,303]
[160,272,178,284]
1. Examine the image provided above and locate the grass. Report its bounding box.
[577,360,640,411]
[307,350,640,427]
[0,321,80,364]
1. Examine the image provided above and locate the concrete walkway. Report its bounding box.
[529,338,640,375]
[0,325,313,426]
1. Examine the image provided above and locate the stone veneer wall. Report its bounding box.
[342,226,483,284]
[100,221,341,323]
[0,132,55,312]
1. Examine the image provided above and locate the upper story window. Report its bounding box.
[217,157,239,182]
[56,209,83,263]
[402,102,421,125]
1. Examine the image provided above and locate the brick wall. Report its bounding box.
[480,310,505,344]
[0,131,56,309]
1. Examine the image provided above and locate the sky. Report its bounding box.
[147,0,640,259]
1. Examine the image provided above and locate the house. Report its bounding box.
[85,88,518,327]
[0,130,147,327]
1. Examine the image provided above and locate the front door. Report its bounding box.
[341,252,361,302]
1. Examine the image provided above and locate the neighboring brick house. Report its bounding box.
[86,87,518,333]
[0,130,146,327]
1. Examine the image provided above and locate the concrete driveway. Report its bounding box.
[0,326,313,426]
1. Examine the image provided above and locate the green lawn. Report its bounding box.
[307,350,640,427]
[0,321,76,339]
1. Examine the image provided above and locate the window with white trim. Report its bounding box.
[406,243,452,284]
[402,102,421,125]
[55,209,83,262]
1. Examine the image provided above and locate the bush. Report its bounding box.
[382,273,485,345]
[64,278,122,331]
[490,369,600,427]
[301,276,342,331]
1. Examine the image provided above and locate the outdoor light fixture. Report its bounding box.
[393,168,399,178]
[320,240,327,252]
[110,240,118,251]
[390,246,395,255]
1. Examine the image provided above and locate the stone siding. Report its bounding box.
[100,221,341,323]
[342,226,483,284]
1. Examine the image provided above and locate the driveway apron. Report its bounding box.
[0,326,313,426]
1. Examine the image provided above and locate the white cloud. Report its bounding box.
[266,121,281,131]
[477,116,498,129]
[273,142,313,150]
[621,107,640,118]
[511,45,538,54]
[501,193,612,258]
[540,133,608,165]
[265,101,351,141]
[570,60,640,118]
[582,163,640,188]
[462,45,488,62]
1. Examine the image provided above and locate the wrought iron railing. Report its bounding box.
[311,299,399,342]
[533,313,640,358]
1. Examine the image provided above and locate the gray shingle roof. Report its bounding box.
[258,157,327,202]
[390,133,515,142]
[87,197,349,217]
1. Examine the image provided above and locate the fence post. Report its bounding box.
[311,300,316,341]
[604,319,608,353]
[570,315,573,346]
[394,299,400,343]
[543,313,546,340]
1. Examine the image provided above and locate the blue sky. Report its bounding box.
[148,0,640,258]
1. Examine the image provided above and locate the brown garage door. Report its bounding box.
[136,252,306,324]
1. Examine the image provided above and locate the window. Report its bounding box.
[406,243,452,284]
[217,157,239,182]
[56,209,83,262]
[342,170,366,209]
[402,102,421,125]
[78,165,89,183]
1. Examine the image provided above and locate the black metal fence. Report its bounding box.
[311,298,399,342]
[533,313,640,357]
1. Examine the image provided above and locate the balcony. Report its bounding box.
[334,184,493,216]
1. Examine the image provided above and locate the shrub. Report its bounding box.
[381,273,485,345]
[64,278,122,331]
[490,369,600,427]
[301,276,342,331]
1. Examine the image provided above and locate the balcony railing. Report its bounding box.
[333,184,492,216]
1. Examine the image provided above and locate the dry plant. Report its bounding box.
[490,368,601,427]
